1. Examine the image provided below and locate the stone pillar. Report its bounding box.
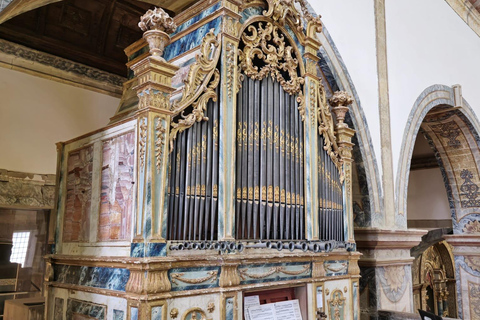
[130,7,179,258]
[355,229,426,319]
[445,234,480,320]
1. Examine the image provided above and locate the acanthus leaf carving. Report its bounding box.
[154,116,166,173]
[317,84,339,167]
[139,118,148,168]
[169,30,222,150]
[171,30,221,113]
[169,69,220,151]
[238,21,304,96]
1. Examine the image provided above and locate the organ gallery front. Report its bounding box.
[45,0,360,319]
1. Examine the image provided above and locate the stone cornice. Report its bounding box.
[445,234,480,255]
[355,228,427,250]
[0,39,124,98]
[0,168,55,209]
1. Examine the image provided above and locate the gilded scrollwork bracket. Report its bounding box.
[169,30,222,151]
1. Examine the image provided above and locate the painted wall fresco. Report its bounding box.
[63,145,94,242]
[421,110,480,234]
[98,131,135,241]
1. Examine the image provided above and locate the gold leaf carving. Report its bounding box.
[169,30,221,150]
[170,70,220,151]
[154,116,166,173]
[171,30,221,113]
[223,16,240,37]
[139,90,170,110]
[226,42,236,100]
[139,118,148,168]
[263,0,301,30]
[318,84,340,167]
[238,22,304,95]
[171,270,218,285]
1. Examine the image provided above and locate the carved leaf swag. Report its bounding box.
[238,264,309,280]
[324,262,347,273]
[317,84,341,168]
[170,70,220,151]
[170,270,218,285]
[139,118,148,168]
[238,22,305,96]
[155,117,166,173]
[169,30,221,151]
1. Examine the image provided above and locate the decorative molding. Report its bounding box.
[324,262,347,273]
[226,42,236,100]
[154,116,166,173]
[0,168,55,209]
[238,21,304,95]
[309,82,316,126]
[170,270,218,285]
[169,30,221,150]
[223,16,240,37]
[139,7,176,61]
[139,90,170,110]
[238,264,309,280]
[139,118,148,168]
[170,308,179,319]
[0,39,124,97]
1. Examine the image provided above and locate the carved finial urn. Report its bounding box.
[138,7,177,60]
[329,91,353,127]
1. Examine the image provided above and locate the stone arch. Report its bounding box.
[396,84,480,233]
[316,26,383,228]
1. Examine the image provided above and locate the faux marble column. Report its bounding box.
[130,7,179,258]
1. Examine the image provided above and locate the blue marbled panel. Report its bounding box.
[172,2,221,36]
[54,264,129,292]
[225,297,234,320]
[240,6,263,23]
[113,309,125,320]
[131,242,145,257]
[165,17,222,62]
[238,262,311,285]
[151,306,163,320]
[147,242,167,257]
[168,266,221,291]
[66,299,106,320]
[324,260,349,276]
[284,24,304,57]
[131,307,139,320]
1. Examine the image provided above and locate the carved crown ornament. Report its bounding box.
[261,0,323,37]
[238,21,304,96]
[169,30,221,151]
[138,7,177,60]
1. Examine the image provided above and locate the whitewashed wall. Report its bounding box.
[0,68,119,174]
[312,0,480,220]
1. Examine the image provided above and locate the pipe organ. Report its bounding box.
[46,1,360,319]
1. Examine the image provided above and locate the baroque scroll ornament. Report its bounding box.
[238,22,304,96]
[169,30,221,151]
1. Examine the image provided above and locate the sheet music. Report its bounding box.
[274,300,302,320]
[244,296,260,320]
[248,304,276,320]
